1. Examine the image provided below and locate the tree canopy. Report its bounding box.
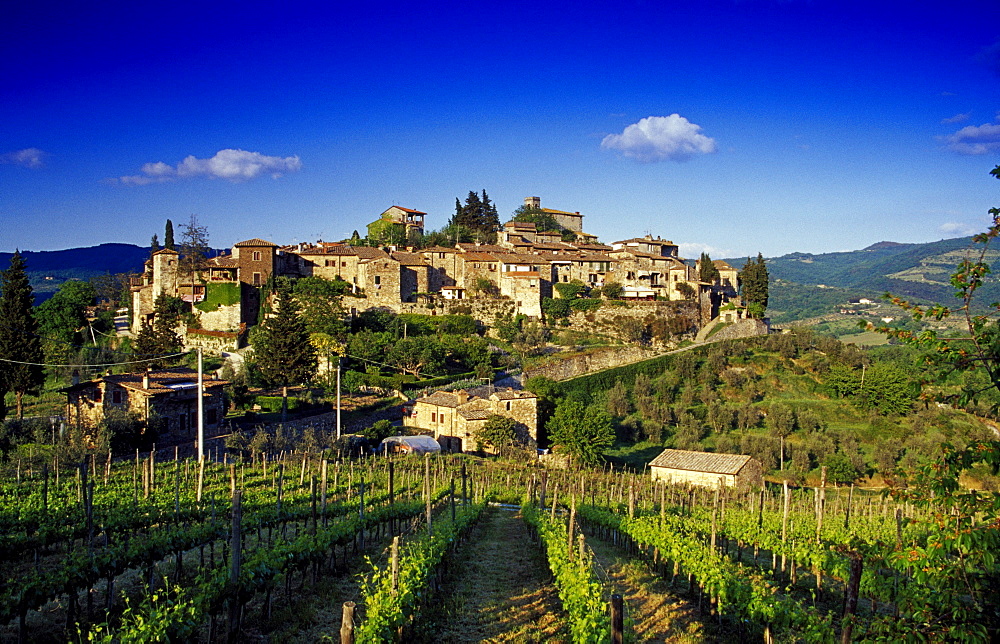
[253,288,317,390]
[739,253,769,318]
[450,190,500,242]
[0,252,45,419]
[475,415,518,456]
[164,219,175,250]
[547,398,614,467]
[133,293,184,367]
[699,252,720,284]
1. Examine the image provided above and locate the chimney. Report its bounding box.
[456,390,469,405]
[71,370,80,386]
[143,367,151,389]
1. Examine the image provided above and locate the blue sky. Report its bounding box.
[2,0,998,259]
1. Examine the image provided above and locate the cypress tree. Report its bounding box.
[699,252,720,284]
[740,253,769,318]
[253,287,317,421]
[164,219,175,250]
[150,233,160,256]
[0,252,45,419]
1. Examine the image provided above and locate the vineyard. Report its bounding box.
[0,444,997,642]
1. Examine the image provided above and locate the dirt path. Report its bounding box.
[582,527,708,643]
[412,506,568,642]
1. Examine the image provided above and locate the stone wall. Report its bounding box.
[558,300,703,346]
[706,318,770,342]
[523,345,664,382]
[196,301,242,332]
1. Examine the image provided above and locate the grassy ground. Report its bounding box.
[838,331,889,346]
[411,506,568,642]
[581,525,707,642]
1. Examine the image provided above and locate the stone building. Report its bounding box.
[61,368,228,437]
[391,251,431,302]
[366,206,426,240]
[523,196,584,233]
[649,449,763,489]
[408,388,538,453]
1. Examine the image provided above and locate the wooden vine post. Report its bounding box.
[781,480,790,576]
[816,466,827,596]
[391,536,400,593]
[340,601,356,644]
[610,593,624,644]
[424,454,432,536]
[228,489,243,643]
[567,494,577,561]
[840,549,864,644]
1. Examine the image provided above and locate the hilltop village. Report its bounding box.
[131,197,758,351]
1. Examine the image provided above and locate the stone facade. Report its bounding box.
[408,388,538,453]
[61,368,228,438]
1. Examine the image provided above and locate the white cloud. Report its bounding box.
[118,149,302,185]
[679,242,732,259]
[601,114,717,162]
[941,112,970,124]
[1,148,45,168]
[939,222,978,236]
[943,119,1000,155]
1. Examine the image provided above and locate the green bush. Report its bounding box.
[255,395,302,413]
[569,298,602,312]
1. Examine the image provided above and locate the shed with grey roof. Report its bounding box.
[649,449,763,489]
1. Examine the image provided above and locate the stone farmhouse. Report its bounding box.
[61,368,228,436]
[407,388,538,453]
[649,448,763,489]
[130,198,745,345]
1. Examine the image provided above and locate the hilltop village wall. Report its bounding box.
[130,197,748,347]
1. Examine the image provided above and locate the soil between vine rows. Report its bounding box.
[581,526,709,643]
[411,506,569,642]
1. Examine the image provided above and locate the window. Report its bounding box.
[94,388,102,402]
[253,272,262,286]
[207,409,217,424]
[431,412,437,423]
[505,401,511,411]
[374,276,381,285]
[341,261,347,267]
[112,389,122,404]
[325,260,334,267]
[252,251,261,262]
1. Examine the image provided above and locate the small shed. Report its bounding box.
[379,435,442,455]
[649,449,762,489]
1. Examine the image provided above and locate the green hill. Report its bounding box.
[728,236,1000,323]
[0,243,149,303]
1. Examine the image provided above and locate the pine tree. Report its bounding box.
[0,252,45,419]
[164,219,175,250]
[253,287,317,420]
[739,253,769,318]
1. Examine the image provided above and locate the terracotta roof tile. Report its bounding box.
[234,238,277,247]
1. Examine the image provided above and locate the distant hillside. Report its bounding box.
[727,236,1000,323]
[0,243,149,303]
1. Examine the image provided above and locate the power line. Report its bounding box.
[0,352,190,369]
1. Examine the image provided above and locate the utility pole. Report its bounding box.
[336,355,342,440]
[197,346,204,462]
